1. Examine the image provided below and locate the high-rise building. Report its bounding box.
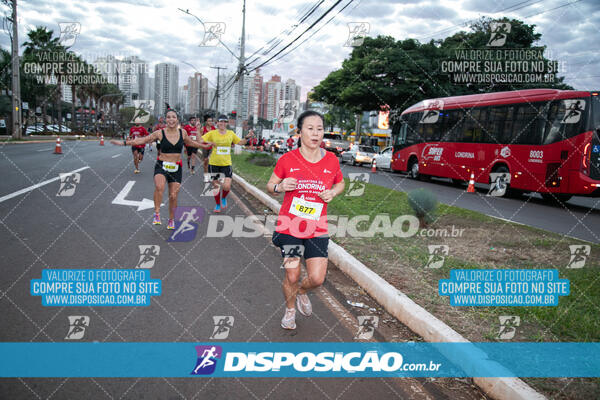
[154,63,179,116]
[61,84,73,103]
[284,78,300,102]
[219,73,237,116]
[187,72,210,115]
[263,75,283,121]
[248,69,263,122]
[178,85,189,114]
[144,76,154,103]
[200,75,209,110]
[94,55,149,107]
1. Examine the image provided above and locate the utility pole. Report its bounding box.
[210,66,226,112]
[11,0,22,139]
[235,0,246,134]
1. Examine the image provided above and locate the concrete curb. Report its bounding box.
[233,172,546,400]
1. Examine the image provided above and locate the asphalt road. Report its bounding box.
[0,141,485,399]
[338,160,600,243]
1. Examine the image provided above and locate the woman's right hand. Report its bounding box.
[280,177,297,192]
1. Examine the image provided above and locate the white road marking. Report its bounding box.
[111,181,155,211]
[37,148,52,152]
[111,154,121,158]
[0,166,90,203]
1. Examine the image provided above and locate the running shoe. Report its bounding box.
[221,197,227,209]
[281,308,296,330]
[204,174,210,183]
[167,219,175,229]
[214,204,221,213]
[152,213,161,225]
[134,169,140,174]
[191,167,195,175]
[296,293,312,317]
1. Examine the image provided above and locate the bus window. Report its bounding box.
[478,107,489,142]
[397,122,407,145]
[462,108,484,142]
[406,113,423,146]
[512,102,545,145]
[487,106,508,144]
[445,109,463,142]
[563,99,588,139]
[543,101,563,144]
[438,111,450,141]
[422,121,439,142]
[543,99,588,144]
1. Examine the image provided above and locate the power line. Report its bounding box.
[245,0,325,68]
[254,0,358,72]
[523,0,582,17]
[247,0,346,73]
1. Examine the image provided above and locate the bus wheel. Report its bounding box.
[491,165,520,198]
[451,178,464,186]
[408,158,419,179]
[541,193,572,205]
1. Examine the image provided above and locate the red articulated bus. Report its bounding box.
[391,89,600,202]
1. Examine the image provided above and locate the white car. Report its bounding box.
[372,146,393,171]
[46,124,72,133]
[340,145,377,166]
[25,125,44,135]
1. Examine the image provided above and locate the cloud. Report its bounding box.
[4,0,597,100]
[401,3,459,20]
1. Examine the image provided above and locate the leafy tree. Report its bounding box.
[312,17,572,122]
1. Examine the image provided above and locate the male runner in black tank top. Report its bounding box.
[111,110,211,229]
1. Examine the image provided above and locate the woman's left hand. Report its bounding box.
[318,189,336,203]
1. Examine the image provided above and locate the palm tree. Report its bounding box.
[22,27,62,133]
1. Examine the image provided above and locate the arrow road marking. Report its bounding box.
[112,181,156,211]
[0,166,90,204]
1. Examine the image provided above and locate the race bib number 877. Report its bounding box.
[289,197,323,221]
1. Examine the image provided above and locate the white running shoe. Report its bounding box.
[204,174,210,183]
[296,293,312,317]
[281,308,296,330]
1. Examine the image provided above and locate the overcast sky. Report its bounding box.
[1,0,598,103]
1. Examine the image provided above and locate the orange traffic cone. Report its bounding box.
[467,173,476,193]
[371,158,377,173]
[54,137,62,154]
[100,135,104,146]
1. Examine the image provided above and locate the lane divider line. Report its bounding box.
[0,166,90,204]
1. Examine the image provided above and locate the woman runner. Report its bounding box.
[111,109,210,228]
[267,110,345,330]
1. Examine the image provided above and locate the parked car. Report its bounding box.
[24,125,44,135]
[372,146,393,171]
[269,139,286,153]
[340,145,377,166]
[322,133,348,155]
[46,124,72,133]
